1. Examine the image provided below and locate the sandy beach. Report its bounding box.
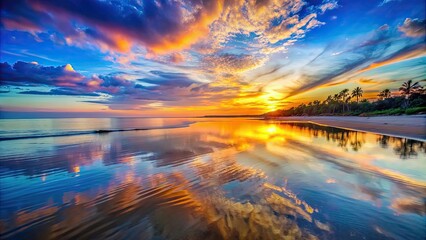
[272,115,426,140]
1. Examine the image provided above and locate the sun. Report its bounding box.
[261,90,283,112]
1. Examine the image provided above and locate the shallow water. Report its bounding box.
[0,118,425,240]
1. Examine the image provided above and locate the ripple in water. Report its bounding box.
[0,118,425,239]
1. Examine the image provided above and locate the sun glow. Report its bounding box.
[261,90,284,112]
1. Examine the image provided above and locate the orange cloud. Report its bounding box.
[148,1,224,54]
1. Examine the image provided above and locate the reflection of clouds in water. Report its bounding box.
[0,120,425,239]
[390,197,426,216]
[2,169,319,239]
[326,178,337,184]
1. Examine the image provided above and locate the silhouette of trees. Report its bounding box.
[377,135,390,148]
[398,80,424,108]
[352,87,363,103]
[393,138,425,159]
[377,89,391,100]
[350,132,363,151]
[399,80,424,97]
[265,82,425,117]
[339,89,350,112]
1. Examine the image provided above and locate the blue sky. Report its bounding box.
[0,0,425,117]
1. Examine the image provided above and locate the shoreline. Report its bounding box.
[267,115,426,141]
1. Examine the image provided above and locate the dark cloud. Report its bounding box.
[19,89,100,96]
[97,75,132,88]
[1,0,52,31]
[0,61,138,96]
[398,18,426,37]
[0,61,232,108]
[1,0,224,52]
[138,71,198,89]
[0,61,84,87]
[190,84,230,93]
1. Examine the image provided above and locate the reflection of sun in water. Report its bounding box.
[265,125,278,134]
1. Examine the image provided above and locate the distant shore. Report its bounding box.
[269,115,426,140]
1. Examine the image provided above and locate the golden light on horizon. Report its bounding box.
[262,90,284,112]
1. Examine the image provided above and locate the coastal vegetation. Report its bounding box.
[266,80,425,117]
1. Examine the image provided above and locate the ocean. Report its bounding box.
[0,118,425,239]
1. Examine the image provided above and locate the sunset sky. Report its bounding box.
[1,0,425,117]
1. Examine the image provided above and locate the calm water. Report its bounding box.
[0,118,425,240]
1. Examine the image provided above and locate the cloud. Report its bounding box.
[2,0,225,53]
[284,24,394,98]
[19,89,100,96]
[169,53,184,64]
[398,18,426,37]
[358,43,426,73]
[0,61,84,87]
[251,65,286,80]
[318,0,339,14]
[1,49,61,62]
[264,13,323,44]
[203,54,266,73]
[0,61,136,96]
[281,18,426,99]
[0,0,52,32]
[137,71,199,90]
[207,0,330,54]
[0,1,346,114]
[190,83,231,93]
[1,0,336,56]
[359,78,376,84]
[0,61,247,111]
[378,0,400,7]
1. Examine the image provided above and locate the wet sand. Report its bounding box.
[273,115,426,140]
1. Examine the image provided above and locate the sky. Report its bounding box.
[0,0,425,117]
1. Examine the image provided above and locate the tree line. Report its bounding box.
[266,80,425,117]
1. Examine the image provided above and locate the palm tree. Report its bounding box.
[324,95,333,105]
[333,94,340,102]
[399,80,423,98]
[344,96,352,111]
[312,100,321,115]
[399,80,423,108]
[351,87,363,103]
[377,89,391,100]
[332,94,340,114]
[339,89,350,112]
[339,89,350,101]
